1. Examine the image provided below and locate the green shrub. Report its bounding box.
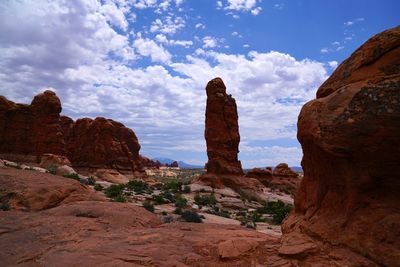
[194,193,216,206]
[256,200,293,224]
[162,190,174,202]
[182,185,191,193]
[143,201,155,213]
[173,193,187,208]
[1,202,10,211]
[93,184,103,191]
[113,195,126,202]
[163,180,182,192]
[105,184,125,198]
[63,173,80,181]
[181,210,202,223]
[126,180,151,194]
[152,194,166,205]
[46,165,57,175]
[87,176,96,186]
[161,211,168,216]
[174,207,183,215]
[207,209,230,218]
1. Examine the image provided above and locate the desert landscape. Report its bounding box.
[0,1,399,267]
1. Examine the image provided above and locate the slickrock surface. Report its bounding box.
[280,26,400,266]
[0,167,292,267]
[0,90,65,157]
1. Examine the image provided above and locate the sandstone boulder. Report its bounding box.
[273,163,298,177]
[39,153,71,168]
[94,168,129,184]
[281,26,400,266]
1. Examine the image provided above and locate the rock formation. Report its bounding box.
[62,116,141,172]
[0,90,65,158]
[280,26,400,266]
[195,78,264,193]
[0,92,144,174]
[246,164,300,195]
[204,78,243,175]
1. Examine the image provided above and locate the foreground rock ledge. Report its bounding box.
[281,26,400,266]
[0,167,291,266]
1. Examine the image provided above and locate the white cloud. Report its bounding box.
[133,37,172,63]
[251,7,262,15]
[155,34,192,47]
[327,61,338,69]
[344,17,365,26]
[202,36,219,48]
[150,16,185,35]
[320,48,329,53]
[100,3,129,31]
[195,23,205,29]
[243,44,250,48]
[225,0,257,11]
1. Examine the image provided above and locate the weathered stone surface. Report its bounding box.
[281,26,400,266]
[0,167,105,211]
[93,168,129,184]
[39,153,71,168]
[0,90,65,158]
[273,163,298,177]
[0,167,292,267]
[62,116,141,171]
[204,78,243,175]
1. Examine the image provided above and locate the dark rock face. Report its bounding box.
[204,78,243,175]
[281,26,400,266]
[0,90,65,157]
[62,117,141,171]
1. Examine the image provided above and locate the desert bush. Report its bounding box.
[194,193,216,206]
[162,190,174,202]
[113,195,126,202]
[105,184,125,198]
[126,180,152,194]
[152,194,166,205]
[87,176,96,186]
[63,173,80,181]
[173,193,187,208]
[163,180,182,192]
[257,200,293,224]
[93,184,103,191]
[46,165,57,175]
[181,210,202,223]
[207,208,230,218]
[143,201,155,213]
[182,185,191,193]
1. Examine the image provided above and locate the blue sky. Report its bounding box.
[0,0,399,167]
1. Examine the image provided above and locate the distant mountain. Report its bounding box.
[152,157,204,169]
[290,166,303,172]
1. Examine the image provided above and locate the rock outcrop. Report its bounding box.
[273,163,298,177]
[280,26,400,266]
[62,116,141,172]
[195,78,264,194]
[0,92,144,174]
[0,90,65,158]
[204,78,243,175]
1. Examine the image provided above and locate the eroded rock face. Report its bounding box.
[0,90,65,157]
[281,26,400,266]
[62,116,141,171]
[204,78,243,175]
[273,163,298,177]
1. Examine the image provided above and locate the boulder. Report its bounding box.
[281,26,400,266]
[94,168,129,184]
[39,153,72,168]
[273,163,298,177]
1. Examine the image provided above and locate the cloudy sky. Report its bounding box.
[0,0,399,168]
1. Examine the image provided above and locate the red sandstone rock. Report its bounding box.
[0,167,292,266]
[281,26,400,266]
[0,90,65,157]
[62,116,141,172]
[39,153,71,168]
[204,78,243,175]
[273,163,298,177]
[137,155,161,169]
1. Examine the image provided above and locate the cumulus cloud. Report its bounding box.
[0,0,329,167]
[150,16,185,35]
[220,0,262,15]
[133,37,172,63]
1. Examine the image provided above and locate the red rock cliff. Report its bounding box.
[280,26,400,266]
[204,77,243,175]
[62,116,141,171]
[0,90,65,157]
